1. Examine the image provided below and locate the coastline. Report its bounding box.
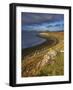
[22,34,58,59]
[22,31,64,77]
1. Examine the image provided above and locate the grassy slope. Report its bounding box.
[22,32,64,77]
[38,53,64,76]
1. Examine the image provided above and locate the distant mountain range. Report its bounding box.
[22,29,64,32]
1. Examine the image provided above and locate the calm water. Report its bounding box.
[22,31,46,49]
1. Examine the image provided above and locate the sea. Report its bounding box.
[22,30,46,49]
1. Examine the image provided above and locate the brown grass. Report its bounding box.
[22,31,64,77]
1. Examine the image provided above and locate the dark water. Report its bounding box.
[22,31,46,49]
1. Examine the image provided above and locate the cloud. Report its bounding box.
[22,20,64,31]
[22,12,64,25]
[22,12,64,31]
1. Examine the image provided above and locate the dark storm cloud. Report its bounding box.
[22,12,64,25]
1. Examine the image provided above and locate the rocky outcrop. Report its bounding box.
[38,48,57,67]
[47,49,57,59]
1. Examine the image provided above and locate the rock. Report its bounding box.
[60,50,64,52]
[47,48,57,59]
[40,55,50,67]
[44,55,50,60]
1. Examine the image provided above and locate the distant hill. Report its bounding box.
[22,29,64,32]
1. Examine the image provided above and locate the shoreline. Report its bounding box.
[22,35,58,59]
[22,31,64,77]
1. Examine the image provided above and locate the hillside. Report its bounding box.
[22,31,64,77]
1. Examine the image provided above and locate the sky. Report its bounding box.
[22,12,64,31]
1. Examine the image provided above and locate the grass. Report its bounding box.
[22,31,64,77]
[38,52,64,76]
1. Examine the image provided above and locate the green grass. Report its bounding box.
[38,52,64,76]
